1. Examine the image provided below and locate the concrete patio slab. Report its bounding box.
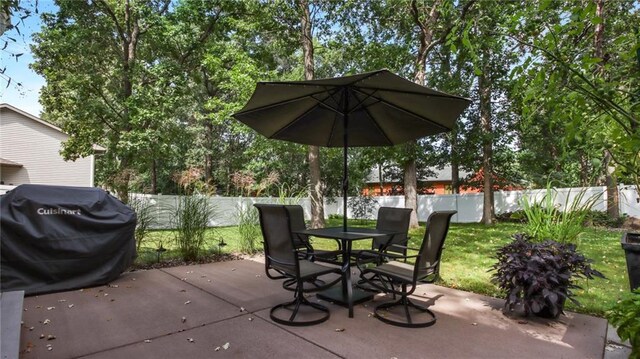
[19,270,243,358]
[160,260,293,313]
[16,258,609,359]
[83,314,339,359]
[604,323,633,359]
[253,286,606,359]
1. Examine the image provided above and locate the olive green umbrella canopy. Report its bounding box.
[234,69,471,229]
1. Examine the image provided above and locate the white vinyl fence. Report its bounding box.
[1,184,638,229]
[132,185,639,229]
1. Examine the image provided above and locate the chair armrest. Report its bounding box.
[266,255,297,268]
[355,249,382,261]
[387,243,419,252]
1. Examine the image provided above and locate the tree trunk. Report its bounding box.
[204,120,213,185]
[593,0,619,219]
[378,163,384,196]
[604,150,619,218]
[404,0,441,228]
[479,55,495,225]
[450,130,460,194]
[403,158,419,228]
[308,146,325,227]
[578,151,590,186]
[299,0,325,228]
[151,159,157,194]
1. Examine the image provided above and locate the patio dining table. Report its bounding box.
[291,226,401,318]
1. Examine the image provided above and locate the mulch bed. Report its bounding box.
[129,253,243,271]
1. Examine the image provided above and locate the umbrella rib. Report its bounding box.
[343,88,394,145]
[234,88,338,116]
[267,86,344,143]
[356,85,470,101]
[257,69,383,87]
[267,103,325,141]
[324,87,346,146]
[310,86,345,115]
[360,105,394,146]
[350,87,453,132]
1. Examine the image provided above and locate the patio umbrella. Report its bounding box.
[233,69,471,230]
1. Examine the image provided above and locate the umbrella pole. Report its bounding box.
[342,91,349,232]
[343,140,348,231]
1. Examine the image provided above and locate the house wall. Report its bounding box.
[0,106,95,187]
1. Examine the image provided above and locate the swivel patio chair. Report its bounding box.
[352,207,412,263]
[284,205,342,265]
[354,207,412,291]
[255,204,341,326]
[358,210,456,328]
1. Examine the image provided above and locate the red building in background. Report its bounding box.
[362,166,520,196]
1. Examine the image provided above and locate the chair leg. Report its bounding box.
[374,287,436,328]
[270,281,331,326]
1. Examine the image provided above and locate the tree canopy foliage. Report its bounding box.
[25,0,639,215]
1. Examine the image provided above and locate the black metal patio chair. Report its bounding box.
[255,204,341,326]
[353,207,412,291]
[352,207,412,263]
[284,205,342,265]
[357,210,456,328]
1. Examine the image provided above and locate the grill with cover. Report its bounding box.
[1,184,136,295]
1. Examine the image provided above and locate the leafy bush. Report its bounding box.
[584,210,627,228]
[128,196,156,251]
[495,210,527,223]
[171,193,215,261]
[521,184,601,244]
[491,233,604,318]
[607,289,640,358]
[348,194,378,223]
[236,203,261,254]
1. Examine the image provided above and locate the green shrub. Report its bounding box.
[584,211,627,228]
[171,193,215,261]
[607,289,640,358]
[521,184,601,244]
[495,210,527,223]
[236,203,261,254]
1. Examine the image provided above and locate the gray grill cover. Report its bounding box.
[1,184,136,295]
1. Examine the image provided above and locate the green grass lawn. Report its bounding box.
[138,218,630,317]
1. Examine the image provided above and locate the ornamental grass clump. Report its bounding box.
[521,184,602,244]
[128,196,156,251]
[236,202,261,254]
[172,193,215,261]
[491,233,604,318]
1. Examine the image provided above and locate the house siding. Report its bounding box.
[0,106,95,187]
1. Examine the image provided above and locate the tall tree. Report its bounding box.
[592,0,619,218]
[510,0,639,195]
[32,0,240,200]
[33,0,177,201]
[458,1,521,224]
[334,0,475,227]
[299,0,325,228]
[478,36,495,224]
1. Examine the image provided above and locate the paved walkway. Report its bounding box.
[18,258,608,359]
